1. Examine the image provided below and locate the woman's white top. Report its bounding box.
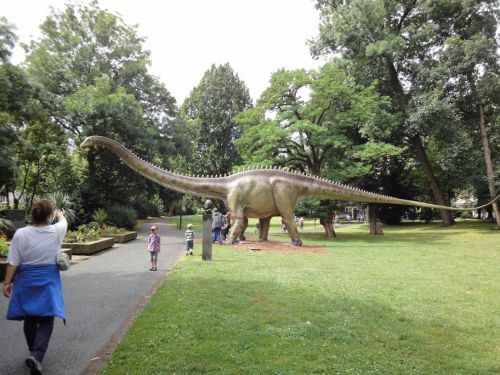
[7,219,68,266]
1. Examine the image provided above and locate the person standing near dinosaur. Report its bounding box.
[3,199,67,375]
[212,208,223,244]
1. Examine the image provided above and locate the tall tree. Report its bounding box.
[0,17,21,201]
[236,62,400,235]
[435,12,500,225]
[309,0,500,225]
[26,1,176,136]
[25,1,179,211]
[181,63,252,176]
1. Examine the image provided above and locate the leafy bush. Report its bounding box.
[64,225,101,243]
[0,217,13,233]
[48,192,76,224]
[132,199,153,219]
[107,205,138,230]
[149,194,164,217]
[102,226,127,235]
[377,205,405,225]
[91,208,109,229]
[0,234,8,257]
[459,210,473,219]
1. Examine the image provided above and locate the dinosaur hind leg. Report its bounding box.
[226,190,247,244]
[259,216,272,241]
[273,184,301,246]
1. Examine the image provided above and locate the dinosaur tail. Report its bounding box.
[308,179,500,211]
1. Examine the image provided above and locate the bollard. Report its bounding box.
[202,214,212,261]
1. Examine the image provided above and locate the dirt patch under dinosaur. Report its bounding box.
[226,238,328,254]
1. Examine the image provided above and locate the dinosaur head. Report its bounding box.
[80,136,98,149]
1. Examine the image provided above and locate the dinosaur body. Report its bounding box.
[81,136,499,245]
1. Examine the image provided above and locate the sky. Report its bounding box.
[1,0,323,104]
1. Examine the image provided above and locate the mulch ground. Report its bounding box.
[224,237,328,254]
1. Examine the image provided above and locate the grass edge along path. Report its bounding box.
[100,219,499,375]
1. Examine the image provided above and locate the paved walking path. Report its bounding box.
[0,219,184,375]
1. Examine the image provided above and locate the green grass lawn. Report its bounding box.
[101,218,499,375]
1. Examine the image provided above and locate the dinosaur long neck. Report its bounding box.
[89,136,228,200]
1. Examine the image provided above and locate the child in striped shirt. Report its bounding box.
[185,224,194,255]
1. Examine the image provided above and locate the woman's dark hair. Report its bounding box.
[31,199,53,225]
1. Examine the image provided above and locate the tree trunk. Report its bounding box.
[474,94,500,227]
[368,204,383,235]
[385,60,453,226]
[411,136,454,226]
[28,159,43,213]
[320,216,336,238]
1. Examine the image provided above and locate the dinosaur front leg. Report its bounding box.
[258,216,272,241]
[281,215,302,246]
[227,216,245,244]
[239,216,248,241]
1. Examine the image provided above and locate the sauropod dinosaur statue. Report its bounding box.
[80,136,500,246]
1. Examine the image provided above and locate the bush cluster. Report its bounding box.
[64,225,101,243]
[107,205,138,230]
[0,234,8,257]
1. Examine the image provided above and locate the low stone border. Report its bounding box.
[62,237,114,255]
[0,258,6,281]
[101,231,137,243]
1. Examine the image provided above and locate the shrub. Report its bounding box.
[132,199,152,219]
[48,192,76,224]
[107,205,138,230]
[102,226,127,235]
[149,194,164,217]
[0,234,8,257]
[64,225,101,243]
[91,208,109,229]
[0,217,13,234]
[459,210,473,219]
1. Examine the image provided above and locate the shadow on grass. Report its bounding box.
[277,221,499,249]
[103,274,497,375]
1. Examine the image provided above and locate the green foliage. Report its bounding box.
[236,62,399,177]
[149,194,164,217]
[181,63,252,176]
[101,226,127,235]
[376,205,405,225]
[131,194,164,219]
[0,234,8,257]
[47,191,76,224]
[107,205,137,230]
[0,217,13,233]
[91,208,108,229]
[311,0,500,214]
[23,1,179,214]
[64,224,101,243]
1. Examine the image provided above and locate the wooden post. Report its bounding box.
[202,214,212,261]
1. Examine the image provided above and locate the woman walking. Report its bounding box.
[3,199,67,375]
